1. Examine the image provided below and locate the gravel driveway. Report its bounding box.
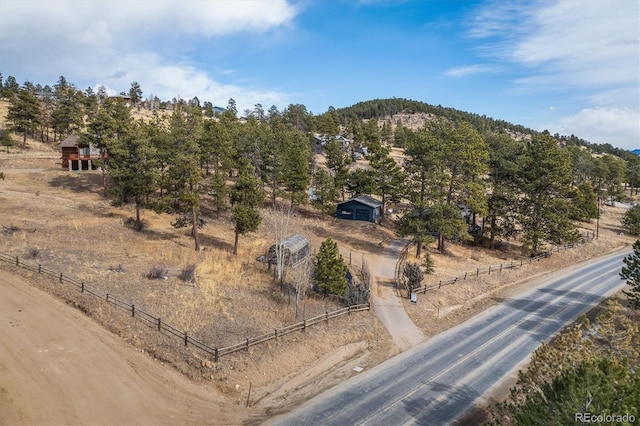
[370,239,426,351]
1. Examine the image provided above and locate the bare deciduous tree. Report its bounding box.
[268,200,294,284]
[291,255,313,319]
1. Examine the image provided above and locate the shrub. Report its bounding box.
[179,264,196,283]
[622,205,640,236]
[403,262,424,292]
[2,224,20,235]
[147,264,168,280]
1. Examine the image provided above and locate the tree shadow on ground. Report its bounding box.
[198,232,235,253]
[400,381,480,425]
[49,173,103,194]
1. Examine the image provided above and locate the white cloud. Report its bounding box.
[469,0,639,99]
[89,52,291,112]
[444,64,496,78]
[468,0,639,148]
[0,1,298,42]
[545,108,640,150]
[0,0,298,111]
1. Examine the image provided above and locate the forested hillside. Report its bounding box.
[330,98,532,136]
[2,75,640,265]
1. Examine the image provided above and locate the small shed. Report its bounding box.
[336,195,382,223]
[267,234,310,268]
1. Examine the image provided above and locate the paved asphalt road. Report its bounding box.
[269,250,630,426]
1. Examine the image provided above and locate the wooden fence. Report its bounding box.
[0,251,369,362]
[396,236,593,297]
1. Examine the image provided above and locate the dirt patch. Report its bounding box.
[0,269,249,425]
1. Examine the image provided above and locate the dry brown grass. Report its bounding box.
[0,156,393,403]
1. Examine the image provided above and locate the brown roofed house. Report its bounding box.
[60,134,107,170]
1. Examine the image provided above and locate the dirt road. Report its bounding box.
[0,270,247,425]
[370,239,426,351]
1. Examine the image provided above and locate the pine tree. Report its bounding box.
[518,132,579,253]
[7,88,40,147]
[312,238,348,297]
[109,121,158,231]
[369,147,405,218]
[403,120,489,254]
[230,160,265,255]
[620,240,640,309]
[51,77,84,142]
[512,357,638,424]
[128,81,142,107]
[569,182,598,222]
[346,168,375,198]
[156,104,204,251]
[312,168,339,215]
[281,129,311,207]
[623,205,640,236]
[324,137,349,201]
[485,132,523,249]
[84,97,133,195]
[199,119,235,214]
[2,75,19,98]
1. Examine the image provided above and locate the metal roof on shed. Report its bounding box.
[270,234,309,252]
[338,195,382,209]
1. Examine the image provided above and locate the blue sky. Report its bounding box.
[1,0,638,149]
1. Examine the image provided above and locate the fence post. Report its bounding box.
[157,317,161,331]
[246,338,249,351]
[15,256,19,266]
[275,329,278,340]
[303,319,307,331]
[439,280,442,289]
[81,282,84,293]
[500,264,503,273]
[520,259,523,267]
[348,305,351,315]
[214,348,219,363]
[477,268,479,277]
[106,293,109,303]
[131,304,135,317]
[488,266,491,275]
[38,264,41,274]
[184,331,188,347]
[464,272,467,280]
[60,273,63,283]
[326,310,329,321]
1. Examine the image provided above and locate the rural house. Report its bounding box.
[60,134,106,171]
[336,195,382,223]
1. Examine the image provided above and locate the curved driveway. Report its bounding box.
[370,239,425,351]
[270,249,629,425]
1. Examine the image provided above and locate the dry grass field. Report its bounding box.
[0,101,635,414]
